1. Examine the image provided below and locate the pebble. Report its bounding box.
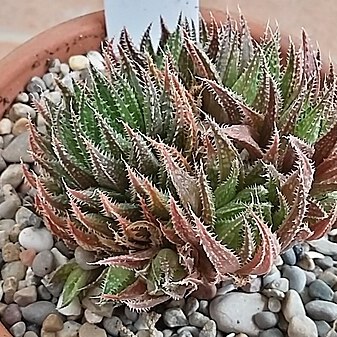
[42,313,64,332]
[79,323,107,337]
[55,321,81,337]
[16,207,42,229]
[42,73,56,90]
[1,260,27,280]
[267,297,281,313]
[164,308,188,327]
[199,320,216,337]
[314,320,331,337]
[68,55,90,71]
[60,63,70,75]
[253,311,278,329]
[282,265,306,292]
[258,329,284,337]
[124,306,138,322]
[24,333,38,337]
[9,103,36,122]
[2,303,22,326]
[177,326,199,337]
[309,239,337,256]
[84,309,103,324]
[74,246,98,270]
[210,293,267,337]
[281,248,296,265]
[304,271,316,285]
[27,76,47,93]
[305,300,337,321]
[297,255,315,271]
[0,164,24,188]
[287,315,318,337]
[184,297,199,316]
[3,276,18,303]
[15,92,29,103]
[262,266,281,287]
[9,321,26,337]
[19,227,53,252]
[2,242,20,262]
[32,250,54,277]
[57,296,81,316]
[0,185,21,219]
[0,230,9,248]
[242,277,261,293]
[308,279,334,301]
[2,131,33,163]
[0,118,13,135]
[21,301,56,325]
[188,312,209,328]
[20,249,36,267]
[102,316,122,336]
[42,91,62,106]
[266,278,289,292]
[282,289,306,322]
[14,285,37,306]
[12,118,29,136]
[316,256,334,270]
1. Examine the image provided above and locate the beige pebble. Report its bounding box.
[43,313,64,332]
[12,118,29,136]
[0,118,12,135]
[68,55,90,71]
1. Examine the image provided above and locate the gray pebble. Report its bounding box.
[48,59,61,73]
[281,248,296,266]
[262,288,285,299]
[177,326,199,337]
[258,328,284,337]
[15,207,41,229]
[124,306,138,322]
[300,287,312,304]
[314,320,331,337]
[37,284,52,300]
[32,250,54,277]
[316,256,334,270]
[0,164,23,189]
[178,331,193,337]
[305,300,337,321]
[163,308,188,328]
[318,271,337,288]
[304,271,316,286]
[199,300,209,316]
[282,289,306,322]
[282,265,306,292]
[74,246,98,270]
[199,320,216,337]
[10,321,26,337]
[60,63,70,75]
[21,301,56,325]
[242,277,261,293]
[262,266,281,287]
[2,303,22,326]
[1,261,27,280]
[8,103,36,122]
[184,297,199,316]
[309,279,334,301]
[287,315,318,337]
[253,311,278,330]
[188,312,209,328]
[266,278,289,293]
[2,132,33,163]
[163,330,173,337]
[0,151,6,172]
[268,297,282,313]
[103,316,122,336]
[15,93,29,103]
[27,76,47,93]
[42,73,56,90]
[14,286,37,306]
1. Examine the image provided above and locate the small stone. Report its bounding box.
[42,314,64,332]
[0,118,12,135]
[2,303,22,326]
[163,329,173,337]
[210,293,267,337]
[16,92,29,103]
[282,289,306,322]
[124,306,138,322]
[304,271,316,285]
[297,255,315,271]
[241,277,261,293]
[0,185,21,219]
[3,276,18,303]
[27,76,47,93]
[79,324,106,337]
[69,55,90,71]
[253,311,278,330]
[2,242,20,262]
[21,301,56,325]
[32,250,54,277]
[2,132,33,163]
[102,316,122,336]
[282,265,306,292]
[266,278,289,293]
[299,287,312,304]
[262,265,281,287]
[12,118,29,136]
[306,300,337,321]
[188,312,209,328]
[84,309,102,324]
[177,326,199,337]
[87,51,105,70]
[309,238,337,256]
[308,279,334,301]
[14,285,37,306]
[9,321,26,337]
[0,230,9,249]
[37,284,52,300]
[287,315,318,337]
[0,218,15,232]
[262,288,285,299]
[55,321,81,337]
[50,248,68,268]
[164,308,188,328]
[20,249,36,267]
[0,164,23,189]
[16,207,42,229]
[281,248,296,266]
[9,103,36,122]
[199,320,216,337]
[42,73,56,90]
[74,247,98,270]
[42,91,62,106]
[267,297,282,313]
[60,63,70,75]
[305,251,325,260]
[184,297,199,316]
[1,261,27,280]
[317,256,334,270]
[217,281,236,296]
[314,320,331,337]
[19,227,53,252]
[0,151,6,171]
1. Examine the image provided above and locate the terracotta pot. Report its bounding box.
[0,321,12,337]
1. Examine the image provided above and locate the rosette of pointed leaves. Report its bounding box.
[26,13,337,311]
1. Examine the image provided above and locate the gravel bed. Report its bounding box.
[0,51,337,337]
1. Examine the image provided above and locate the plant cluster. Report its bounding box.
[26,13,337,310]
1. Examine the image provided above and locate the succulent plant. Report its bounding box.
[26,13,337,311]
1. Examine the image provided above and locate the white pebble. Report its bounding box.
[57,296,81,316]
[18,227,53,252]
[87,51,105,71]
[68,55,90,71]
[305,251,325,259]
[0,118,13,135]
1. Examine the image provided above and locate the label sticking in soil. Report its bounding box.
[104,0,199,49]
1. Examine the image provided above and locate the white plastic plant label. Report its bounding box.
[104,0,199,48]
